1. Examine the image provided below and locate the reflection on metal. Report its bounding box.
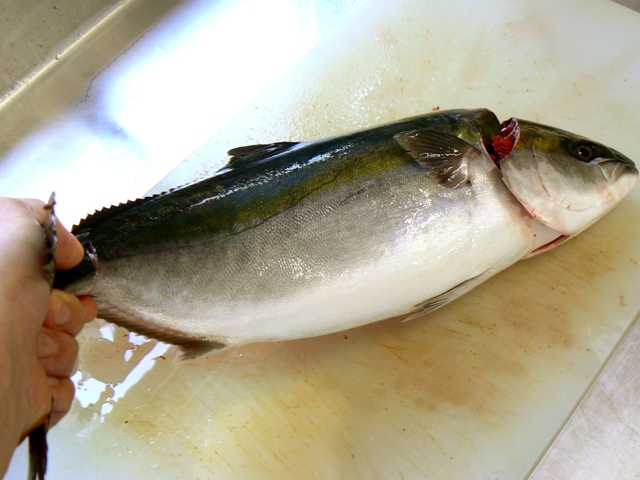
[0,0,123,100]
[0,0,363,224]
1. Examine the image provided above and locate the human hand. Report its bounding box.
[0,197,97,475]
[39,290,97,427]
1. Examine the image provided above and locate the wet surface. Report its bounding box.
[3,0,640,478]
[31,191,640,479]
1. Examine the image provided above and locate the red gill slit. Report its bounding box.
[486,118,520,168]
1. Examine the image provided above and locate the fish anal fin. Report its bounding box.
[403,270,490,322]
[97,303,227,361]
[394,130,481,188]
[174,342,225,362]
[223,141,299,171]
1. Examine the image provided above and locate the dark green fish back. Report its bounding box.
[69,109,500,263]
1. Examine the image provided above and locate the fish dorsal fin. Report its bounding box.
[394,130,480,188]
[223,141,299,170]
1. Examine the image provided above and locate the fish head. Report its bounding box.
[493,118,638,235]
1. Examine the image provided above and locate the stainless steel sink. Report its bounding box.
[0,0,363,224]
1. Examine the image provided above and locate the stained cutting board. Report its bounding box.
[5,0,640,478]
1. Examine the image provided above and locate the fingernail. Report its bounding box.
[47,376,59,387]
[55,298,71,326]
[38,332,58,357]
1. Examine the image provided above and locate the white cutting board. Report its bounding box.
[7,0,640,478]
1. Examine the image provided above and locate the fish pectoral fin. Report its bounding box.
[223,141,300,171]
[394,129,481,188]
[97,302,227,361]
[402,270,490,322]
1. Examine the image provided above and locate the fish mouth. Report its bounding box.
[486,118,520,169]
[594,156,638,181]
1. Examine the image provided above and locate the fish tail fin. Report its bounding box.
[42,193,57,286]
[30,195,55,480]
[27,424,48,480]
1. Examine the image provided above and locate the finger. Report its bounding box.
[38,328,79,377]
[16,198,46,224]
[79,295,98,324]
[0,198,52,284]
[48,377,75,427]
[17,197,83,269]
[56,221,84,269]
[44,290,89,336]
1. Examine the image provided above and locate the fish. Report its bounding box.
[54,109,638,360]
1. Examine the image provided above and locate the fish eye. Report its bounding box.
[577,145,594,161]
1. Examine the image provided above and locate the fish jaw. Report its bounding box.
[501,147,638,236]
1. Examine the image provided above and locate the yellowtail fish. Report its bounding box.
[54,109,638,360]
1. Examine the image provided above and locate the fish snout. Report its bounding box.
[596,155,638,181]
